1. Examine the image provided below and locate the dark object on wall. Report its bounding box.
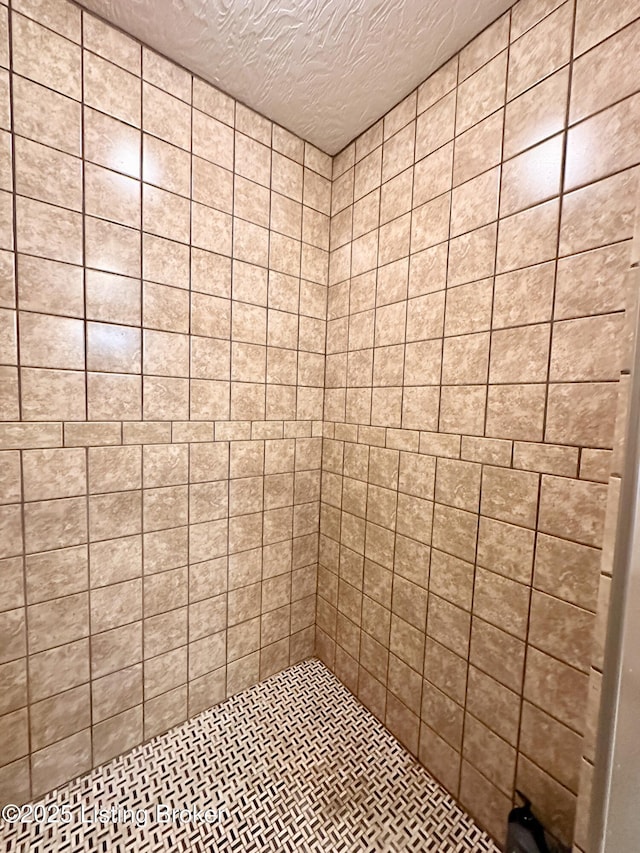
[506,791,570,853]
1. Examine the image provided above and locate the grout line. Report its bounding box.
[512,0,579,809]
[222,101,237,701]
[258,123,275,678]
[135,34,146,745]
[7,0,34,800]
[185,71,194,721]
[344,173,366,699]
[77,7,96,773]
[432,48,465,795]
[400,89,430,763]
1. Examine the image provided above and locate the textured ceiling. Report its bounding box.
[76,0,515,155]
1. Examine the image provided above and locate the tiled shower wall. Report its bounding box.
[316,0,639,846]
[0,0,331,805]
[0,0,638,846]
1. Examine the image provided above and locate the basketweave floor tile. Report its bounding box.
[0,659,500,853]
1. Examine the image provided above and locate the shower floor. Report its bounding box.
[0,659,499,853]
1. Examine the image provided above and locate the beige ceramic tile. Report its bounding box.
[460,760,511,844]
[534,532,600,611]
[90,535,141,588]
[28,592,89,653]
[481,465,539,529]
[417,56,458,114]
[142,48,191,102]
[501,134,563,216]
[93,705,142,765]
[524,646,589,733]
[21,367,85,421]
[143,82,190,149]
[89,446,141,494]
[513,442,578,477]
[144,234,190,290]
[31,729,91,798]
[496,199,559,272]
[550,314,623,382]
[83,110,140,184]
[16,255,81,318]
[87,321,141,374]
[12,75,79,157]
[87,270,140,327]
[419,724,461,796]
[442,333,490,385]
[450,167,500,237]
[19,312,84,371]
[574,0,640,55]
[12,12,80,100]
[510,0,565,40]
[14,136,82,212]
[447,222,497,287]
[413,143,453,208]
[490,324,550,384]
[507,2,572,100]
[559,167,638,257]
[383,91,417,140]
[460,13,510,81]
[192,78,234,126]
[516,755,576,846]
[473,568,530,640]
[504,67,569,159]
[555,243,629,321]
[22,448,85,502]
[142,282,187,334]
[83,12,140,74]
[87,372,141,421]
[382,122,415,183]
[13,0,81,42]
[29,683,90,753]
[477,515,534,584]
[274,126,304,164]
[538,474,608,548]
[85,216,141,278]
[23,495,87,555]
[462,713,516,796]
[0,503,22,560]
[0,450,21,505]
[423,638,467,705]
[469,616,525,693]
[453,110,504,187]
[235,132,271,187]
[272,152,303,202]
[493,262,555,328]
[456,52,507,134]
[565,93,640,191]
[415,93,456,160]
[143,184,189,243]
[545,382,619,448]
[466,664,520,746]
[439,385,486,436]
[84,52,140,127]
[16,196,82,265]
[571,20,640,122]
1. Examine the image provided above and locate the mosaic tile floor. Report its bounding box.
[0,659,500,853]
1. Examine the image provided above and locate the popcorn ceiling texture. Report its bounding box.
[74,0,515,154]
[0,0,639,851]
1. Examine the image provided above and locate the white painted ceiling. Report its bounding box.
[77,0,514,155]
